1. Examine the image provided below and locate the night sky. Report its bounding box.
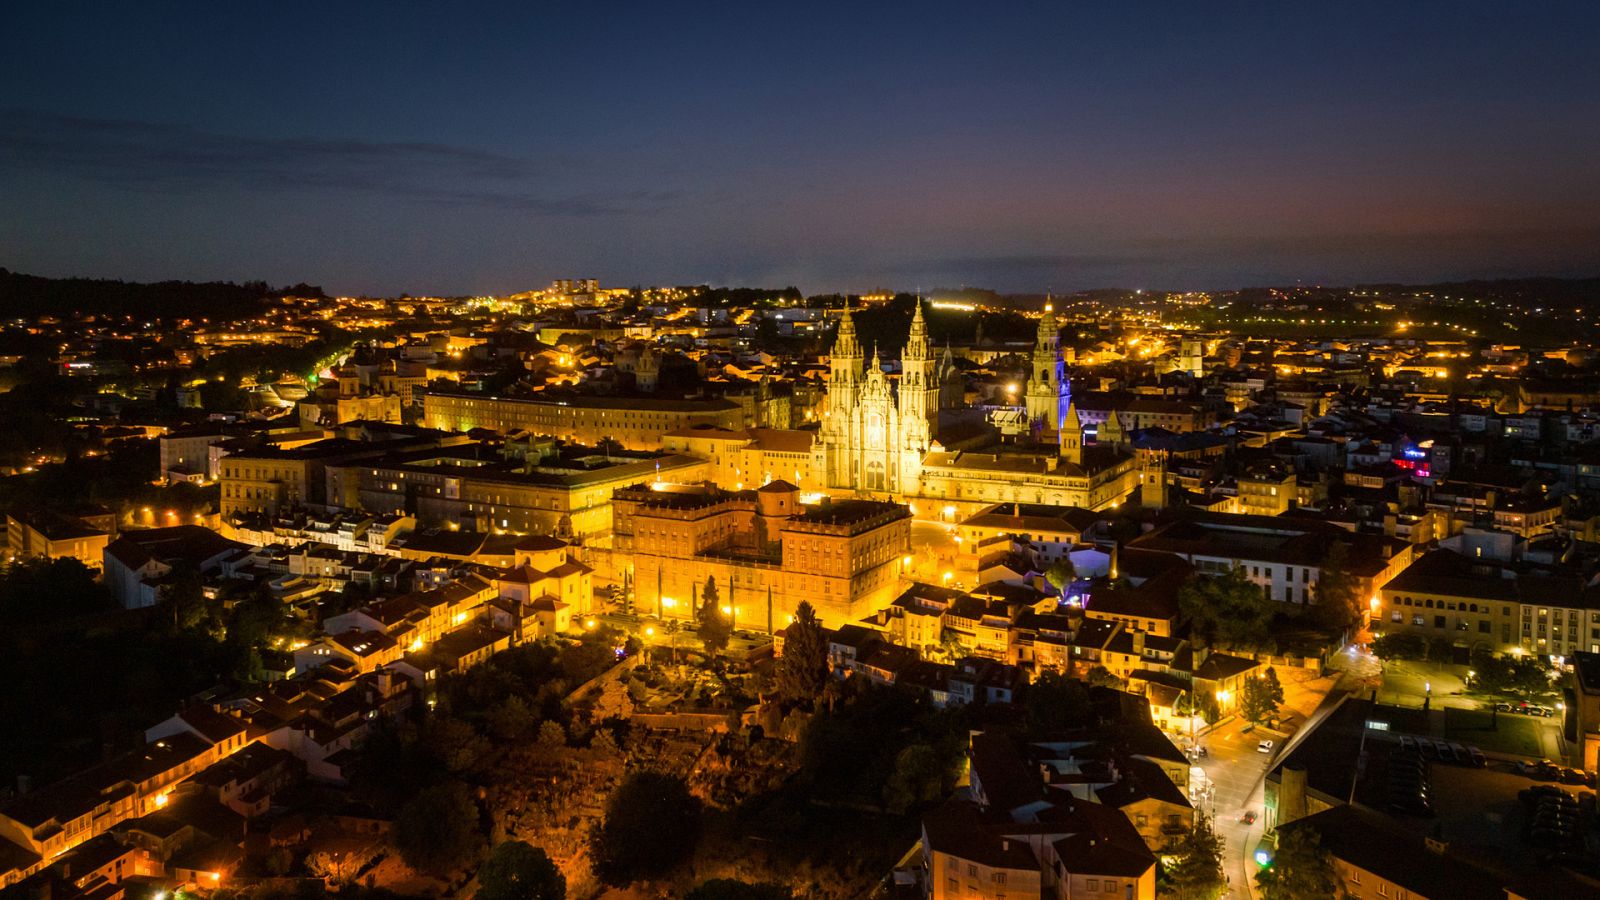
[4,3,1597,296]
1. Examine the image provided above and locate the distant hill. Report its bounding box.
[0,268,325,321]
[1350,276,1600,305]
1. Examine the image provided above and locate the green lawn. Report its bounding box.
[1442,707,1545,758]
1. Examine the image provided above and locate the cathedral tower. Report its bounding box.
[830,300,865,413]
[899,299,939,423]
[823,301,866,489]
[1025,302,1067,430]
[1179,338,1204,376]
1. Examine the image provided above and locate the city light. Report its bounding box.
[5,20,1591,891]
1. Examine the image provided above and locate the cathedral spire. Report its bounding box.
[833,297,862,361]
[905,296,931,362]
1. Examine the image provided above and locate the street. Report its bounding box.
[1188,716,1275,898]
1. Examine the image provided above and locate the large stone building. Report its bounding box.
[1375,548,1600,658]
[323,441,708,539]
[819,301,941,494]
[617,482,910,631]
[1130,511,1411,608]
[423,391,748,449]
[818,301,1143,511]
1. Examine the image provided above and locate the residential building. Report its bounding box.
[6,511,110,569]
[102,526,248,609]
[1130,511,1411,608]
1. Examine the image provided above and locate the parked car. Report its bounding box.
[1468,747,1487,768]
[1399,735,1417,751]
[1561,768,1587,785]
[1257,740,1275,754]
[1495,702,1513,713]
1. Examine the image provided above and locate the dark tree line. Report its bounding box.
[0,267,324,319]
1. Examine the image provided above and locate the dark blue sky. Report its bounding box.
[4,2,1597,296]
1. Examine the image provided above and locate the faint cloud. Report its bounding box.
[0,110,673,215]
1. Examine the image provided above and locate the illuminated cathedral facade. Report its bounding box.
[820,300,1155,511]
[820,300,944,493]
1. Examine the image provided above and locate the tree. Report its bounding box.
[476,841,565,900]
[486,695,538,742]
[160,561,210,633]
[1024,670,1092,733]
[590,729,621,757]
[1174,688,1221,725]
[1166,812,1226,900]
[395,782,484,876]
[306,845,379,885]
[776,600,829,705]
[1506,654,1556,699]
[1240,667,1285,727]
[1368,632,1427,661]
[883,743,945,813]
[1085,664,1123,690]
[697,576,732,655]
[1256,826,1344,900]
[1309,543,1361,634]
[1044,558,1076,594]
[1179,565,1274,651]
[684,880,792,900]
[424,715,489,775]
[1426,636,1456,665]
[536,720,566,749]
[0,556,114,624]
[590,771,701,884]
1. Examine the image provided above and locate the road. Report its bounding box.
[1189,716,1276,898]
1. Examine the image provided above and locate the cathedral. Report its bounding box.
[820,300,946,493]
[819,300,1159,511]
